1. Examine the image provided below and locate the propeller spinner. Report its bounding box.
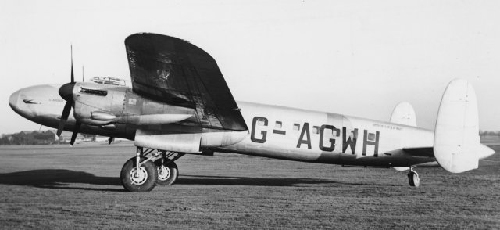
[56,45,81,145]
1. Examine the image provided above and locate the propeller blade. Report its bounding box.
[70,45,74,83]
[61,101,72,120]
[57,45,79,144]
[70,121,81,145]
[56,102,72,136]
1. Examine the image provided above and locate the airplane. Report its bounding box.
[9,33,496,192]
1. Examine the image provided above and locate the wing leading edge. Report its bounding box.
[125,33,247,131]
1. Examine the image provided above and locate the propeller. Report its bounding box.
[70,120,81,145]
[56,45,81,145]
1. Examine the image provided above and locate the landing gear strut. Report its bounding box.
[120,147,183,192]
[408,167,420,187]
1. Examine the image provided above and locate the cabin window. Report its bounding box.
[275,121,282,129]
[293,124,300,131]
[312,126,320,134]
[257,118,266,126]
[368,133,375,141]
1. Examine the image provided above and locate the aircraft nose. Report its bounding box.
[9,90,20,112]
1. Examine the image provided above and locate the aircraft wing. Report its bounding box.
[125,33,247,131]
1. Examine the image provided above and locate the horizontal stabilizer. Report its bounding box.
[434,79,494,173]
[390,102,416,127]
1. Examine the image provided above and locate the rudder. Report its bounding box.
[434,79,481,173]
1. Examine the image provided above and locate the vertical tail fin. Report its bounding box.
[390,102,417,127]
[434,79,494,173]
[391,102,417,171]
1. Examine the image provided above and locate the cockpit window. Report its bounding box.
[22,99,38,104]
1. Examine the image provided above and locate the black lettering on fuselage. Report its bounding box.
[319,124,340,152]
[249,117,382,155]
[342,127,358,154]
[362,130,380,156]
[297,122,312,149]
[251,117,268,143]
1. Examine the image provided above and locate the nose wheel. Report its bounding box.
[408,167,420,187]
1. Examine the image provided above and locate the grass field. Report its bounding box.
[0,143,498,229]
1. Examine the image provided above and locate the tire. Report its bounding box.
[156,162,179,186]
[120,157,157,192]
[408,171,420,187]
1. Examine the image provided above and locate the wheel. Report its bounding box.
[120,157,158,192]
[156,161,179,186]
[408,171,420,187]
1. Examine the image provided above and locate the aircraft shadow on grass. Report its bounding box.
[0,169,123,192]
[0,170,369,191]
[177,174,367,186]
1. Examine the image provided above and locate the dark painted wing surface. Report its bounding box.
[125,33,247,131]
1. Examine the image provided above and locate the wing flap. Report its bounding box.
[134,128,201,153]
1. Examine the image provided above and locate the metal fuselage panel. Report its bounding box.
[217,102,436,167]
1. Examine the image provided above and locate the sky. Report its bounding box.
[1,0,499,135]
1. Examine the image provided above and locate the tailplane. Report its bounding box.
[434,79,495,173]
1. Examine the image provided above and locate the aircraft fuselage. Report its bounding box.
[219,102,435,167]
[9,83,436,168]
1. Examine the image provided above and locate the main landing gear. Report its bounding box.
[120,147,183,192]
[407,167,420,187]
